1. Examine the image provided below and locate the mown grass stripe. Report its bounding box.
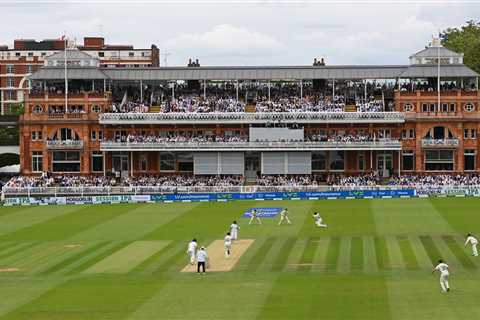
[408,235,433,269]
[397,235,419,270]
[385,235,404,269]
[419,235,443,265]
[0,242,38,261]
[0,241,15,253]
[259,238,288,272]
[297,237,318,272]
[441,236,476,270]
[285,238,308,271]
[310,238,330,272]
[130,240,179,274]
[271,237,296,272]
[66,241,130,275]
[244,237,275,272]
[363,236,378,273]
[337,237,351,273]
[23,245,73,274]
[0,242,50,265]
[325,237,341,272]
[350,237,364,271]
[41,242,108,275]
[152,243,189,274]
[374,236,389,270]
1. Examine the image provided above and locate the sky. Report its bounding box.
[0,0,479,66]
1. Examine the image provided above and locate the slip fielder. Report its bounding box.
[278,208,292,225]
[249,209,262,225]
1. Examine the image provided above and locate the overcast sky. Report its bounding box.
[1,1,479,66]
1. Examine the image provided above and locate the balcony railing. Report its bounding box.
[100,139,402,151]
[99,112,405,124]
[421,139,459,148]
[46,140,84,149]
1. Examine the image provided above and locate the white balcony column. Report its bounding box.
[92,80,95,91]
[398,150,401,176]
[460,77,464,90]
[332,79,336,97]
[236,80,239,101]
[171,81,175,100]
[364,79,367,101]
[140,80,143,103]
[476,77,479,90]
[203,79,207,99]
[370,150,373,170]
[103,79,106,92]
[300,80,303,99]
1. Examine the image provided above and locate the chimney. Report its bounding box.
[313,58,317,66]
[195,59,199,67]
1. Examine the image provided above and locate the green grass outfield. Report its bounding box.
[0,197,479,319]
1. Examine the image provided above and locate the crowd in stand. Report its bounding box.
[4,173,480,191]
[306,133,376,143]
[110,133,248,144]
[255,95,346,113]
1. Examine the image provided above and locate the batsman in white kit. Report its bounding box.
[464,233,478,257]
[313,212,327,227]
[230,221,240,240]
[278,208,292,225]
[432,259,451,292]
[248,209,262,225]
[187,238,197,265]
[224,232,233,258]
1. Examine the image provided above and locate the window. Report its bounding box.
[311,151,326,171]
[358,153,365,171]
[449,103,456,112]
[402,130,407,139]
[92,105,101,113]
[409,129,415,139]
[403,103,414,112]
[52,151,80,172]
[15,52,20,57]
[31,131,42,141]
[6,78,14,87]
[441,103,448,113]
[402,150,414,171]
[26,65,33,74]
[28,52,33,57]
[329,151,345,171]
[177,152,193,172]
[464,103,475,112]
[464,129,469,139]
[91,151,103,172]
[33,105,43,113]
[425,150,454,171]
[422,103,428,113]
[160,152,175,171]
[464,150,476,171]
[129,52,134,57]
[6,64,14,73]
[5,91,14,100]
[98,131,103,141]
[98,52,104,57]
[32,151,43,172]
[91,131,96,141]
[471,129,477,139]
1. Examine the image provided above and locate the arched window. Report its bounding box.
[50,128,80,141]
[423,126,455,140]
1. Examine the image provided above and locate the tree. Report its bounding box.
[441,20,480,74]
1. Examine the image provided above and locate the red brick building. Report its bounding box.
[0,37,159,115]
[18,42,479,179]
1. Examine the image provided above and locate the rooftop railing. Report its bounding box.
[99,111,405,124]
[100,139,402,151]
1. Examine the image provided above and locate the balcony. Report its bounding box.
[99,112,405,125]
[46,140,84,150]
[421,139,459,148]
[100,140,402,152]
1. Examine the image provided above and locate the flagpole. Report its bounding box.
[437,38,440,112]
[64,34,68,113]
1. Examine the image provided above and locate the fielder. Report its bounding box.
[187,238,197,265]
[225,232,233,258]
[230,221,240,240]
[196,246,208,274]
[313,212,327,227]
[248,209,262,225]
[432,259,451,292]
[464,233,478,257]
[278,208,292,225]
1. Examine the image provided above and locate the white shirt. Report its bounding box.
[281,210,288,217]
[435,263,449,275]
[230,223,239,232]
[314,213,321,221]
[196,250,208,262]
[225,235,232,246]
[465,236,478,246]
[187,241,197,253]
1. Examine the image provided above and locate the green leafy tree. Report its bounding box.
[441,20,480,74]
